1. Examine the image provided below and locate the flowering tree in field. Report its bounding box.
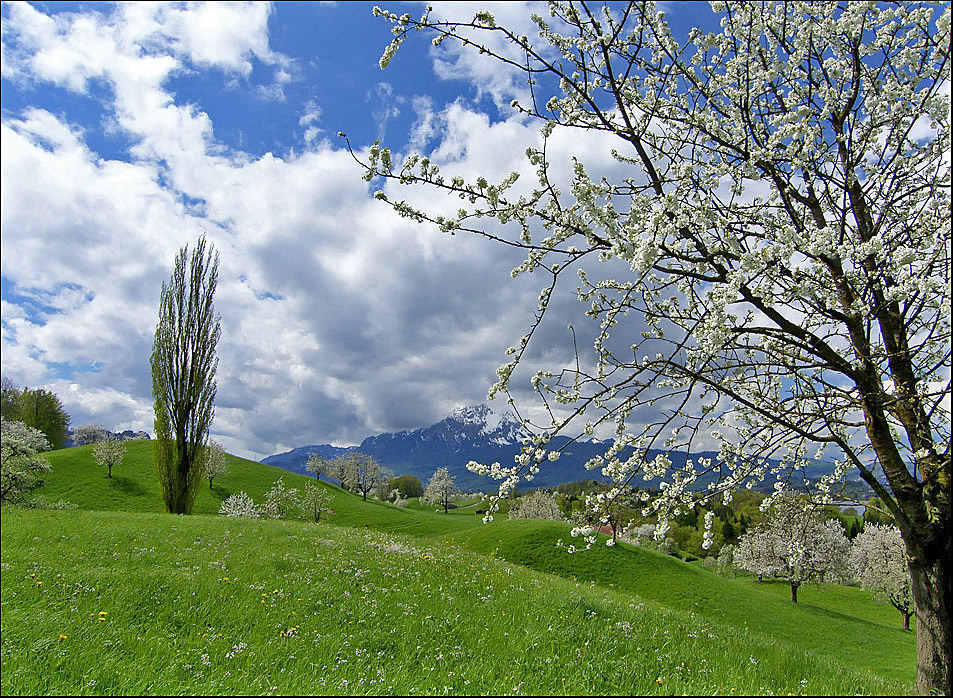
[852,523,914,630]
[219,491,260,519]
[735,494,850,602]
[202,441,229,489]
[422,466,460,513]
[509,489,565,521]
[734,523,778,583]
[341,452,384,501]
[72,424,110,446]
[1,418,51,505]
[261,477,300,520]
[92,439,126,479]
[299,481,334,523]
[324,454,357,490]
[305,453,331,482]
[356,2,951,690]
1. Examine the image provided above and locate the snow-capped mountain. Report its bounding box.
[260,404,873,496]
[261,404,607,490]
[445,404,527,445]
[363,404,528,455]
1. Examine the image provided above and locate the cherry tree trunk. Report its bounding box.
[908,553,951,695]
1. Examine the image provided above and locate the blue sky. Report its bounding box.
[1,1,715,460]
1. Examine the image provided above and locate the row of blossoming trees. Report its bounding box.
[303,452,464,508]
[508,485,912,628]
[219,455,465,521]
[728,493,912,631]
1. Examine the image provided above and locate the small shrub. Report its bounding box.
[220,492,260,518]
[31,497,78,510]
[261,477,300,519]
[298,482,333,523]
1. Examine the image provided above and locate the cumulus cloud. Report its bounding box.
[1,1,662,461]
[426,1,550,113]
[1,1,586,460]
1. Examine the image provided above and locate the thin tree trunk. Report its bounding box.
[790,582,799,604]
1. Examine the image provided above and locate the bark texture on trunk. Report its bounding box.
[909,553,951,695]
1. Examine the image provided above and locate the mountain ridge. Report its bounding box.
[260,404,873,496]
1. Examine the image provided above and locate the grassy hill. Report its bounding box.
[441,520,914,684]
[36,440,314,516]
[38,440,482,538]
[0,443,917,695]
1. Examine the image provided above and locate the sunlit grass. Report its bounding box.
[1,509,913,696]
[1,445,917,695]
[443,519,915,685]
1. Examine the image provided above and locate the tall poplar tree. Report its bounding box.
[151,235,221,514]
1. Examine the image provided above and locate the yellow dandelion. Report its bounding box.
[58,635,67,641]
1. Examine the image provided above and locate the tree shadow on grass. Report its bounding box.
[209,484,230,503]
[108,476,148,497]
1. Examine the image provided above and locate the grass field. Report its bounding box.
[0,441,917,695]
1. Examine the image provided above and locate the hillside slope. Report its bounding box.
[1,508,912,695]
[37,440,481,537]
[443,519,914,683]
[21,441,915,692]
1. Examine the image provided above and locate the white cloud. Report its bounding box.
[0,1,625,461]
[157,2,277,75]
[427,1,549,112]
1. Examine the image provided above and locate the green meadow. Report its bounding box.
[1,441,916,695]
